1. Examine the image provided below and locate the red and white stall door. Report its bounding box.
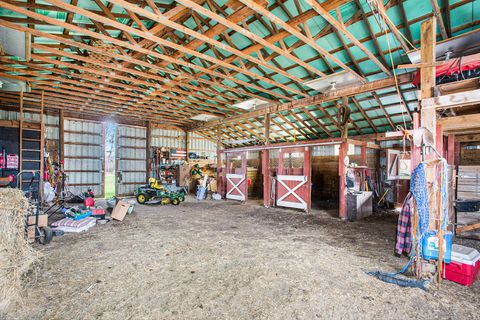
[225,152,247,202]
[276,147,311,211]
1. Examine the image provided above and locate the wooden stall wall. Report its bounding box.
[311,145,339,208]
[459,142,480,165]
[246,151,263,199]
[457,142,480,239]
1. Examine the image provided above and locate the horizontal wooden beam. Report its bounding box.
[194,72,414,129]
[439,113,480,132]
[422,89,480,110]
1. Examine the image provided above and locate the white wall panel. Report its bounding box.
[188,132,216,159]
[151,127,185,149]
[64,118,104,197]
[116,124,146,196]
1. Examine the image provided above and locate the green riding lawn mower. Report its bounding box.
[135,178,186,205]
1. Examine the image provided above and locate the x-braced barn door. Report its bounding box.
[116,125,147,196]
[226,152,247,202]
[63,119,104,197]
[276,147,311,211]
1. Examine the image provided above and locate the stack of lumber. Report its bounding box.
[456,166,480,239]
[457,166,480,200]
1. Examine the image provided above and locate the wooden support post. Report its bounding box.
[264,113,270,145]
[341,96,349,139]
[420,17,437,146]
[59,108,64,192]
[338,140,348,219]
[19,89,23,186]
[447,134,455,165]
[216,126,224,198]
[411,111,421,170]
[217,150,223,198]
[39,90,44,203]
[146,121,151,181]
[454,141,460,167]
[262,149,270,207]
[185,130,189,159]
[361,143,367,166]
[436,123,443,157]
[305,146,312,213]
[262,114,271,206]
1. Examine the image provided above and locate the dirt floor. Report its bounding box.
[7,198,480,319]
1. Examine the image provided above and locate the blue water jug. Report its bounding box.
[422,230,452,263]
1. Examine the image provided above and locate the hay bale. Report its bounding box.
[0,189,40,313]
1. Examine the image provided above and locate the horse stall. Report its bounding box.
[246,151,263,201]
[225,151,247,202]
[311,145,340,209]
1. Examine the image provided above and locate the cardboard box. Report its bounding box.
[27,226,36,243]
[28,214,48,227]
[111,201,130,221]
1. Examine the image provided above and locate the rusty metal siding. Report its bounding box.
[116,125,146,196]
[63,118,104,197]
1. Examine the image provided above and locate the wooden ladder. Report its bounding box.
[19,90,44,202]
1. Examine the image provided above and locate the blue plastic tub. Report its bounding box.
[422,230,452,263]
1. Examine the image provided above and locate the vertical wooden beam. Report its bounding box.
[361,143,367,166]
[341,96,349,139]
[101,122,106,198]
[411,111,421,169]
[59,108,64,192]
[447,134,455,165]
[262,149,270,207]
[304,146,311,212]
[436,123,443,157]
[217,149,223,197]
[39,90,44,203]
[454,141,460,167]
[146,121,151,181]
[264,113,270,145]
[19,89,23,186]
[25,32,31,62]
[185,130,189,158]
[420,17,437,145]
[216,126,224,197]
[338,140,348,219]
[429,0,448,39]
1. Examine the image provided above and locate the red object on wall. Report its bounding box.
[412,53,480,86]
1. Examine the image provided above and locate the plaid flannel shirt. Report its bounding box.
[395,193,413,256]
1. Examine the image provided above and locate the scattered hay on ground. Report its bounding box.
[0,189,40,314]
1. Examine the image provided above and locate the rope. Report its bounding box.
[370,0,413,130]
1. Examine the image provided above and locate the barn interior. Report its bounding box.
[0,0,480,318]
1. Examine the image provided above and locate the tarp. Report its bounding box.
[412,53,480,86]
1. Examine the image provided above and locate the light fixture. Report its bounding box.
[406,30,480,64]
[303,70,363,93]
[233,98,269,110]
[0,78,27,92]
[0,26,26,59]
[190,114,220,121]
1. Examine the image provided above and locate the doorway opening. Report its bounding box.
[104,122,116,198]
